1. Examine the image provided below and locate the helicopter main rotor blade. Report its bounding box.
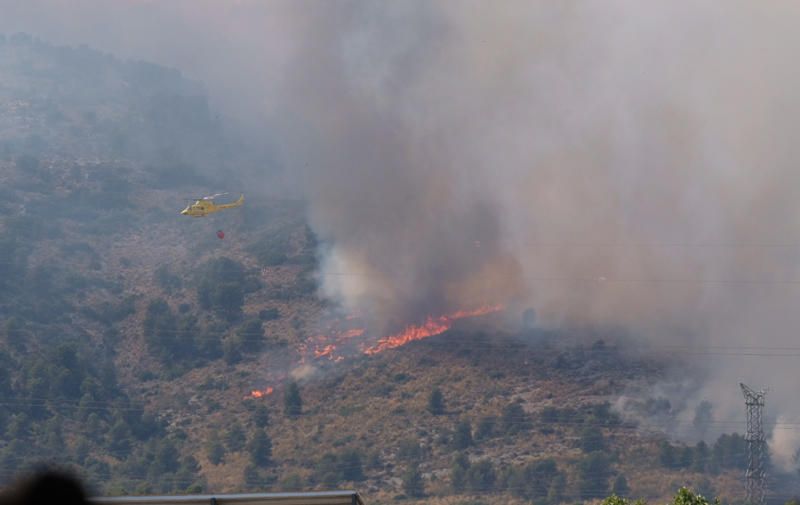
[202,192,229,200]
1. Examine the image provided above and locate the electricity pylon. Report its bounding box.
[740,383,767,505]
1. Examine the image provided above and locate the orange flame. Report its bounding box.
[249,387,274,398]
[340,328,365,339]
[304,327,365,361]
[363,305,503,355]
[314,344,337,359]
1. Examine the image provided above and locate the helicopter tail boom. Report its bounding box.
[216,194,244,210]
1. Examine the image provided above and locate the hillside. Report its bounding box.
[0,33,782,504]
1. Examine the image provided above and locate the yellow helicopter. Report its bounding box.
[180,193,245,217]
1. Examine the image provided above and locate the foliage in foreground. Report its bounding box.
[602,487,719,505]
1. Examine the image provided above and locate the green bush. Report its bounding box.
[451,453,469,492]
[604,487,718,505]
[451,420,473,450]
[428,388,445,415]
[241,318,265,348]
[225,422,246,452]
[578,452,611,500]
[711,433,747,470]
[340,449,365,482]
[580,426,605,452]
[280,473,304,492]
[398,438,423,462]
[143,301,220,367]
[465,459,496,492]
[259,308,280,321]
[312,449,364,484]
[197,258,248,320]
[143,299,178,361]
[500,402,530,435]
[248,231,292,267]
[402,463,424,498]
[155,265,182,292]
[206,434,225,465]
[474,416,495,440]
[506,458,562,502]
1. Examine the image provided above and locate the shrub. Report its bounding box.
[506,458,562,502]
[452,420,473,450]
[578,452,611,500]
[206,435,225,465]
[197,258,248,320]
[236,318,265,353]
[580,426,605,452]
[259,308,280,321]
[339,449,365,482]
[465,459,496,492]
[428,388,445,415]
[398,438,422,462]
[500,402,530,435]
[451,453,469,492]
[711,433,747,470]
[143,299,178,361]
[280,473,304,492]
[313,449,364,484]
[154,265,182,292]
[475,416,496,440]
[402,464,424,498]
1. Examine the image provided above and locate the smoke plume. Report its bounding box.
[5,0,800,450]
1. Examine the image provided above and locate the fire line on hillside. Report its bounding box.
[247,305,503,400]
[362,305,504,355]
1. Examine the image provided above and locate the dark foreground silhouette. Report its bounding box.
[0,471,88,505]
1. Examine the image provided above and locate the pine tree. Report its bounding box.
[428,388,445,415]
[580,426,605,452]
[340,449,365,482]
[248,430,273,467]
[284,382,302,417]
[403,463,424,498]
[252,404,270,426]
[451,453,470,492]
[206,433,226,465]
[612,475,630,497]
[452,420,473,449]
[225,422,246,451]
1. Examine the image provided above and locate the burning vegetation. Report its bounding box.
[362,305,504,355]
[300,305,503,362]
[248,387,274,399]
[249,305,503,397]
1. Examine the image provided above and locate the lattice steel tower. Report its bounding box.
[740,383,767,505]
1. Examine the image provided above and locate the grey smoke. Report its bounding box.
[4,0,800,460]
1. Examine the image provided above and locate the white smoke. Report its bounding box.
[770,416,800,473]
